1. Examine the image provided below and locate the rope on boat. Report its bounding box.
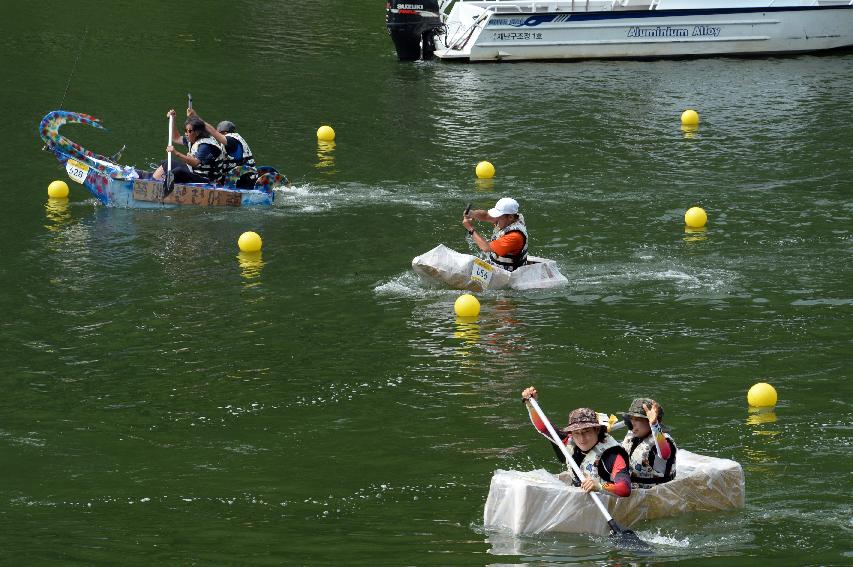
[58,26,88,110]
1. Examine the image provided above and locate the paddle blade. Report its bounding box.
[163,171,175,197]
[607,519,652,552]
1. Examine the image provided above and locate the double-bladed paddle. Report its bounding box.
[526,398,652,552]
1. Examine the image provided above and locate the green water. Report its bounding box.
[1,2,851,565]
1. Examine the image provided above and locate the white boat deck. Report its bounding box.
[434,0,853,60]
[445,0,852,12]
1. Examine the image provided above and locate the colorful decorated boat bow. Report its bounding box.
[39,110,286,208]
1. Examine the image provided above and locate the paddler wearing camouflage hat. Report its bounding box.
[620,398,677,489]
[521,386,632,497]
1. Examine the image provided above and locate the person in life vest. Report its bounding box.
[521,386,632,497]
[621,398,677,489]
[153,109,226,184]
[186,109,259,189]
[462,197,529,271]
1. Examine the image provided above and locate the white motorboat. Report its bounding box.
[412,244,568,291]
[483,449,745,536]
[386,0,853,62]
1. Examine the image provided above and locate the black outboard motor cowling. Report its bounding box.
[386,1,442,61]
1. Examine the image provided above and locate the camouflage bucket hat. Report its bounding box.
[563,407,602,433]
[624,398,671,432]
[624,398,663,420]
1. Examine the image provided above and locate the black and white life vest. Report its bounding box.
[566,435,622,486]
[189,136,227,181]
[223,133,257,170]
[488,215,528,271]
[621,430,677,488]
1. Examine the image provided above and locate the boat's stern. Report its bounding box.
[386,0,443,60]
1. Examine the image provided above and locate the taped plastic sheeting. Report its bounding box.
[483,450,745,536]
[411,244,567,291]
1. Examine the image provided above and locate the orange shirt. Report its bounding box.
[489,232,525,257]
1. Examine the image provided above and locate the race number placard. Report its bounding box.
[470,258,494,290]
[65,159,90,184]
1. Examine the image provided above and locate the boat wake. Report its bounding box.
[274,182,438,213]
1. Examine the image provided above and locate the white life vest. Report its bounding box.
[488,215,529,271]
[223,132,257,170]
[566,435,621,486]
[621,430,677,488]
[189,135,227,181]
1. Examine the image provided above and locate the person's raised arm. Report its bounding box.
[644,402,670,460]
[188,107,229,147]
[463,210,493,253]
[469,209,492,222]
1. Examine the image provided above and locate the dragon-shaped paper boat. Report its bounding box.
[39,110,286,208]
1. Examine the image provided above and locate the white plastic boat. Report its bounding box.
[483,449,745,535]
[412,244,568,291]
[387,0,853,62]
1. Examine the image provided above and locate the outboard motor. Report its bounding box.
[386,0,443,61]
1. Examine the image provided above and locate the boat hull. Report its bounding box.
[92,173,272,209]
[436,5,853,61]
[412,244,568,291]
[483,450,745,536]
[59,153,274,209]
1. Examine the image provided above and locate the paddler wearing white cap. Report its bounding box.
[462,197,529,272]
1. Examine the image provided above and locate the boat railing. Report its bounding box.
[448,0,615,13]
[448,0,851,10]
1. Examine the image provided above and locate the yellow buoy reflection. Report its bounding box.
[747,407,779,437]
[316,141,336,172]
[454,317,480,360]
[44,198,71,231]
[746,407,777,426]
[681,125,699,138]
[683,226,707,243]
[237,251,264,281]
[454,317,480,342]
[475,178,494,192]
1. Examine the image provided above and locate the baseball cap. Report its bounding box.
[487,197,519,218]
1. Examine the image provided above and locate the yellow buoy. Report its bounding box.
[747,382,778,408]
[317,125,336,142]
[681,109,700,127]
[238,231,263,252]
[684,206,708,228]
[454,294,480,317]
[47,180,70,199]
[475,161,495,179]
